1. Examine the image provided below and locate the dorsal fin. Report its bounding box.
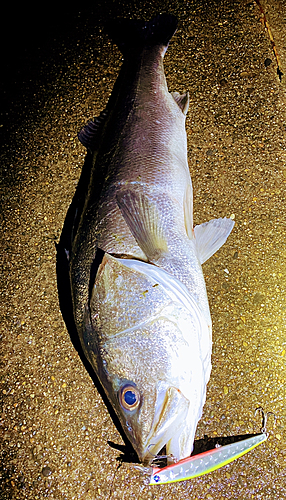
[78,110,107,152]
[171,91,189,115]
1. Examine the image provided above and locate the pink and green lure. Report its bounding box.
[149,433,267,485]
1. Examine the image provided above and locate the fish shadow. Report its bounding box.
[56,151,136,462]
[108,433,263,466]
[192,432,261,455]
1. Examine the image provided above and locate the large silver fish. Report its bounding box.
[69,14,234,465]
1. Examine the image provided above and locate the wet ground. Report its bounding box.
[1,1,286,499]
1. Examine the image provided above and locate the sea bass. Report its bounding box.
[69,14,234,465]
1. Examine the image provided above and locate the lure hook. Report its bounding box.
[255,406,277,434]
[147,444,177,464]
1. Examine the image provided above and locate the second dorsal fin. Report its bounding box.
[171,91,189,115]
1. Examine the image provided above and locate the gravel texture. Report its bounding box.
[1,1,286,499]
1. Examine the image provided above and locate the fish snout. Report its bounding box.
[138,384,189,465]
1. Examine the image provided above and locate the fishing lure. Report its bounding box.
[149,433,267,485]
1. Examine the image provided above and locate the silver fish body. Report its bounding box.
[69,14,234,465]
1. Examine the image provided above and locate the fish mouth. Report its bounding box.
[138,383,190,465]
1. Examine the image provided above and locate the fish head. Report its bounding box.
[83,254,211,465]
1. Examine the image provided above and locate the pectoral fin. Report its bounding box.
[116,189,168,261]
[194,217,235,264]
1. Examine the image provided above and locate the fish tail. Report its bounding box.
[106,13,178,56]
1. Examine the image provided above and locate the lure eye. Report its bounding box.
[120,385,140,411]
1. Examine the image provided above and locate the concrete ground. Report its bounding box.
[1,1,286,498]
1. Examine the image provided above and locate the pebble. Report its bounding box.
[264,58,272,67]
[253,292,265,305]
[42,466,52,477]
[237,475,246,486]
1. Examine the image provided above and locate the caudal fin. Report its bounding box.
[106,13,178,57]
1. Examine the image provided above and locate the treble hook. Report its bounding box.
[146,444,177,464]
[255,406,277,434]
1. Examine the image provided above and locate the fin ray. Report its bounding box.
[194,218,235,264]
[116,189,168,261]
[171,91,190,115]
[78,110,107,151]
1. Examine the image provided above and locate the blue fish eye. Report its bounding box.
[120,384,140,411]
[124,390,136,406]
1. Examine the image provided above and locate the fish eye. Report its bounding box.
[119,385,140,411]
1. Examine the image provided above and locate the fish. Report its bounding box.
[68,13,235,466]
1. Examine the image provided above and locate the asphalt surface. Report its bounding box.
[1,1,286,499]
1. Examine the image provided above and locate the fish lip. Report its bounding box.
[137,383,190,465]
